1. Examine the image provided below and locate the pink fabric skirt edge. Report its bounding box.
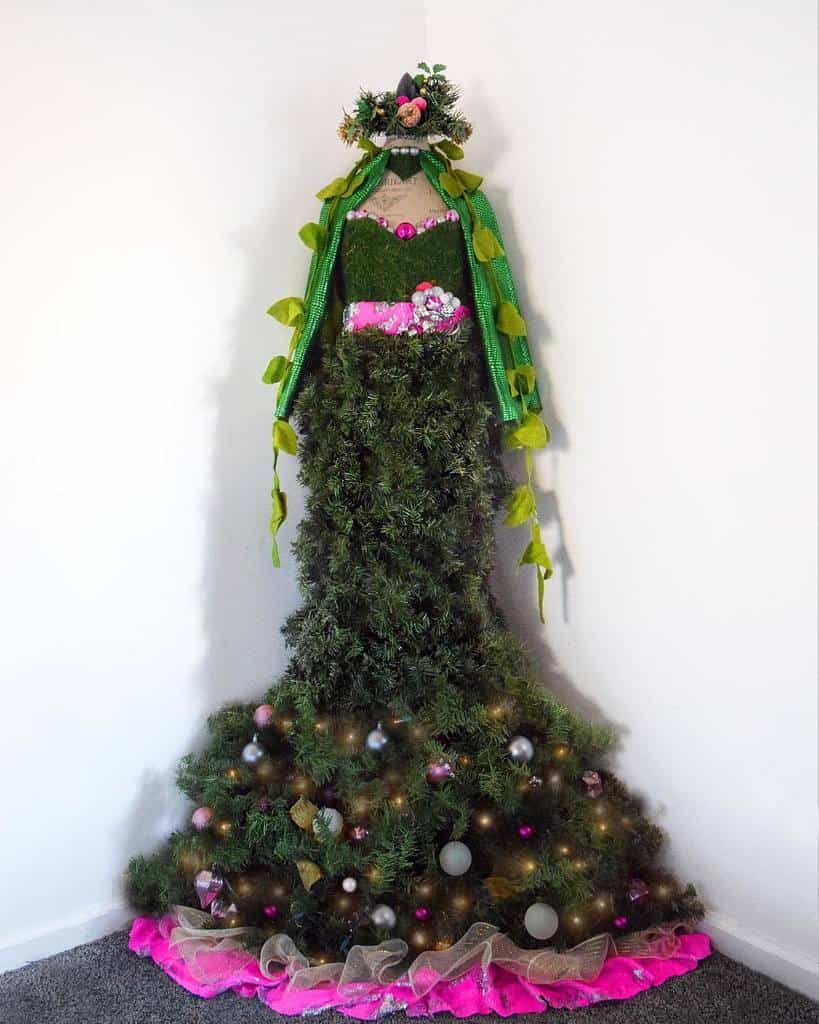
[129,915,711,1018]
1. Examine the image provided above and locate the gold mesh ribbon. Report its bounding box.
[169,908,687,996]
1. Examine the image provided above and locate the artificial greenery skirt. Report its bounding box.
[128,320,701,957]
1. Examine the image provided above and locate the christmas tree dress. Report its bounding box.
[127,65,709,1017]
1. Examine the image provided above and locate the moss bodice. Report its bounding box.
[339,218,469,303]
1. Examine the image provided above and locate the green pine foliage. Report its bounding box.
[127,322,703,958]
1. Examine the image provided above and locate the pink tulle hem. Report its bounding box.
[129,915,710,1018]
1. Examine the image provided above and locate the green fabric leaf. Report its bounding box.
[519,535,553,576]
[269,486,287,568]
[454,168,483,193]
[343,172,366,197]
[358,138,380,155]
[273,419,298,456]
[262,356,289,384]
[506,365,536,398]
[298,222,327,253]
[473,225,504,262]
[439,170,465,198]
[496,300,527,337]
[505,412,550,450]
[436,139,464,160]
[267,297,305,327]
[432,63,446,73]
[504,485,536,527]
[315,177,348,200]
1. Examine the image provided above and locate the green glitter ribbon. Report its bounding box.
[420,150,541,421]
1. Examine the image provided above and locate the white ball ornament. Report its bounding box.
[366,723,389,753]
[507,735,535,765]
[312,807,344,838]
[370,903,397,930]
[438,840,472,877]
[524,902,559,940]
[241,734,266,766]
[341,876,358,894]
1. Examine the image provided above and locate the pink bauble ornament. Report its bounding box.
[395,221,417,241]
[414,97,427,111]
[253,704,275,729]
[191,806,213,831]
[517,824,535,840]
[413,906,430,921]
[397,94,409,106]
[614,915,628,930]
[263,904,279,919]
[426,760,455,785]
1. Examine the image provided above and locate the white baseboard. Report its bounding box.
[0,902,131,975]
[704,912,818,1001]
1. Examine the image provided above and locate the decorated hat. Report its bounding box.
[338,62,472,146]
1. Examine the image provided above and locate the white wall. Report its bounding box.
[0,0,421,971]
[455,0,818,996]
[0,0,816,998]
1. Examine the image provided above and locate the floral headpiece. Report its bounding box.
[338,62,473,146]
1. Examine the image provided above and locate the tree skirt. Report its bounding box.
[129,915,710,1018]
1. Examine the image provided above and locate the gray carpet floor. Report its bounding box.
[0,930,815,1024]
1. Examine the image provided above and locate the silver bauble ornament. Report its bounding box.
[341,876,358,894]
[370,903,397,930]
[241,734,266,766]
[366,723,389,753]
[524,902,559,940]
[438,840,472,877]
[312,806,344,838]
[507,735,535,764]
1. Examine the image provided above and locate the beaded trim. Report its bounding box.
[345,207,460,239]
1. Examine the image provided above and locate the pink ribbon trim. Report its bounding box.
[129,915,710,1018]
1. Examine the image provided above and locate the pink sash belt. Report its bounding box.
[343,284,470,337]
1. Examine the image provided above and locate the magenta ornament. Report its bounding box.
[257,798,270,812]
[194,869,224,909]
[191,806,213,831]
[395,221,417,241]
[253,704,275,729]
[627,879,649,904]
[349,825,369,843]
[426,760,455,785]
[517,824,535,840]
[582,770,603,798]
[413,906,430,921]
[262,904,279,919]
[614,915,628,930]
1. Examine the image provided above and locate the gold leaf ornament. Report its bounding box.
[295,859,323,890]
[289,796,318,831]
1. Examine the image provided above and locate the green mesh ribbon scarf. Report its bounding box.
[264,142,553,619]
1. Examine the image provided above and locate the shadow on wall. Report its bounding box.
[196,211,304,713]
